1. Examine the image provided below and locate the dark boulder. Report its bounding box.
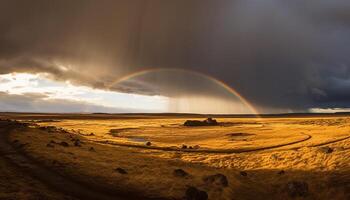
[146,141,152,146]
[182,144,188,149]
[203,173,228,187]
[115,167,127,174]
[319,146,333,154]
[286,181,309,197]
[173,169,189,178]
[185,186,208,200]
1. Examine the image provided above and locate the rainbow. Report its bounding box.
[108,68,259,115]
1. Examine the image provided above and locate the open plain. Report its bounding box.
[0,113,349,200]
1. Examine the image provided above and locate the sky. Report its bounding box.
[1,0,350,114]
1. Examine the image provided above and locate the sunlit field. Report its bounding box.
[1,113,349,200]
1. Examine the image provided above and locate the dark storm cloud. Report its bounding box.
[1,0,350,112]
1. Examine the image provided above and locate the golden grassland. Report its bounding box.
[3,114,350,199]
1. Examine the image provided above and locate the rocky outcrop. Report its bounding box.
[184,118,218,127]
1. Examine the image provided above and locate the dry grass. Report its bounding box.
[6,115,350,199]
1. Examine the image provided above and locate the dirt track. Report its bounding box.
[93,132,313,154]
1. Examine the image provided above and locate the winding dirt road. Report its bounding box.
[93,132,314,154]
[94,131,350,154]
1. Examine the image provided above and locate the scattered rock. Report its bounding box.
[189,146,193,149]
[203,173,228,187]
[74,140,81,147]
[115,167,127,174]
[146,141,152,146]
[286,181,309,198]
[319,146,333,154]
[89,133,95,136]
[12,139,19,144]
[59,141,69,147]
[46,143,54,148]
[240,171,248,177]
[193,145,200,149]
[182,145,188,149]
[173,169,189,178]
[184,118,218,127]
[89,147,95,152]
[185,186,208,200]
[278,170,285,175]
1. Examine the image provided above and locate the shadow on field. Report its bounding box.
[229,169,350,200]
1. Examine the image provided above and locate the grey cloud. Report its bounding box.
[0,92,145,113]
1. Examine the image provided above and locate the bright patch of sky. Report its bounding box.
[309,108,350,113]
[0,73,168,112]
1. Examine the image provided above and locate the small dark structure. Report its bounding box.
[184,118,218,127]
